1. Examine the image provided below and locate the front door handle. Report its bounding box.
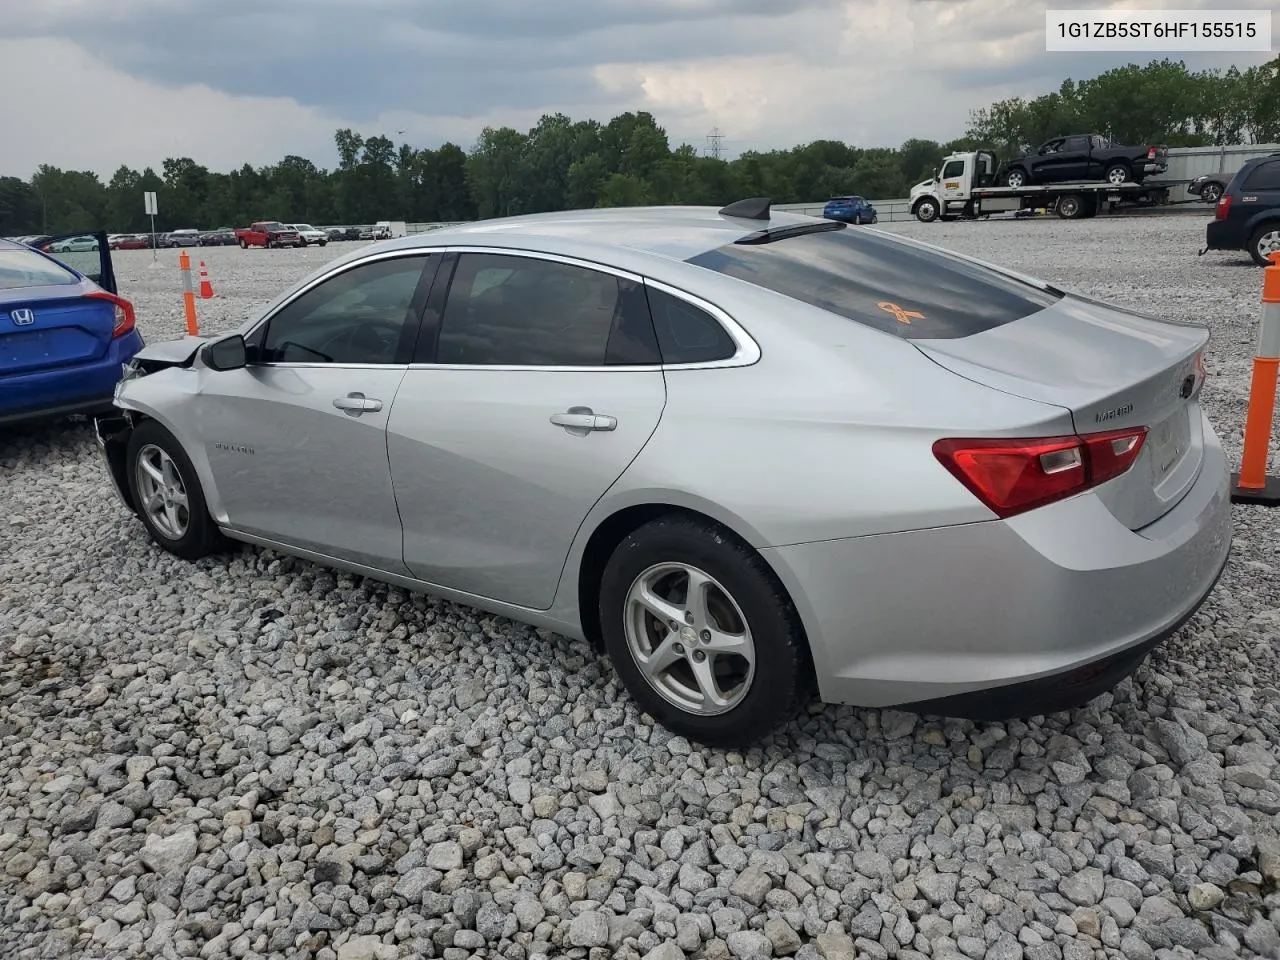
[333,392,383,416]
[550,407,617,435]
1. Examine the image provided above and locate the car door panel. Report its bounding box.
[388,369,665,608]
[40,231,116,293]
[196,365,412,572]
[384,249,669,610]
[189,252,437,572]
[1055,137,1090,181]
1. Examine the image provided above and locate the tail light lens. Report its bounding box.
[1215,195,1231,220]
[1147,146,1157,159]
[85,290,136,338]
[933,427,1148,519]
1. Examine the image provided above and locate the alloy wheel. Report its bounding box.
[135,444,190,540]
[1259,230,1280,263]
[623,562,756,717]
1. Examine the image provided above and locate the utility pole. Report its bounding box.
[706,127,724,161]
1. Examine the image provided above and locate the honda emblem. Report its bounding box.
[10,308,34,326]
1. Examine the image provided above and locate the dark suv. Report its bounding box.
[1204,154,1280,266]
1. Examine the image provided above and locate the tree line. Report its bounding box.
[1,56,1276,236]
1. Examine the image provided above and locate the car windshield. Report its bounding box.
[263,222,286,231]
[294,224,316,232]
[687,225,1062,340]
[0,245,80,290]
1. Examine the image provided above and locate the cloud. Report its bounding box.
[0,0,1274,178]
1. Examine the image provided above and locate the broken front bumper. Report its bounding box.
[94,413,136,511]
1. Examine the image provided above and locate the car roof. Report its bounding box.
[362,205,825,267]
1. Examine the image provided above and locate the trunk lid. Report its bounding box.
[913,294,1208,531]
[0,289,116,375]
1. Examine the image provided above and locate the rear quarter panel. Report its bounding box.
[556,268,1076,552]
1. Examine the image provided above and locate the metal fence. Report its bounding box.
[1152,143,1280,183]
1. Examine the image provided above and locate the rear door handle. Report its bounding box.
[333,392,383,416]
[550,407,616,433]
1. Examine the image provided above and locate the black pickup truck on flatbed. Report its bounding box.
[1000,134,1169,190]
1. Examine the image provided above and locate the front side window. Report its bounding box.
[434,253,660,366]
[941,161,964,178]
[257,255,430,364]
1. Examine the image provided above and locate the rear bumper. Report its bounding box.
[763,410,1232,713]
[1141,161,1168,176]
[0,331,144,427]
[1204,219,1242,251]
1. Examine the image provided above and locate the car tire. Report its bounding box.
[1004,168,1027,188]
[1056,194,1087,219]
[1201,182,1223,203]
[1105,163,1130,186]
[598,513,812,747]
[318,240,327,246]
[238,239,247,249]
[914,198,940,223]
[1250,224,1280,267]
[125,420,228,562]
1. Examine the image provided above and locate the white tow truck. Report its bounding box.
[909,151,1171,223]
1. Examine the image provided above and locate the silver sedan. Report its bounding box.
[94,199,1232,746]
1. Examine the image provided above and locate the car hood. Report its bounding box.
[131,336,210,365]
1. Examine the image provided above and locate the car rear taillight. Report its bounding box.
[1147,146,1157,159]
[85,290,136,338]
[1215,194,1231,220]
[933,427,1148,519]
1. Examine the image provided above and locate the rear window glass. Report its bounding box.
[686,226,1063,340]
[0,246,79,290]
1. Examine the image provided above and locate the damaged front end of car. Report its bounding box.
[94,336,211,514]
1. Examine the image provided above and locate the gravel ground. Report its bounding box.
[3,219,1280,960]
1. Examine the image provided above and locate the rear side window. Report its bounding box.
[1243,161,1280,192]
[0,246,79,290]
[686,226,1063,340]
[646,286,737,364]
[436,253,661,366]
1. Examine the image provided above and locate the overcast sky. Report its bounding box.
[0,0,1274,179]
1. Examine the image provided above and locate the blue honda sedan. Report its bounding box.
[822,195,877,225]
[0,233,145,426]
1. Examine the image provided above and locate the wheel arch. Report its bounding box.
[566,496,804,657]
[112,399,229,524]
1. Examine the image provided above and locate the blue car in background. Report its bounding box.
[1,231,144,426]
[822,195,877,225]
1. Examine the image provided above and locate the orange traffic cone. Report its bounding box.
[198,260,214,299]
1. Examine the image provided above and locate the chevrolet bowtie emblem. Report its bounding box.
[877,301,924,325]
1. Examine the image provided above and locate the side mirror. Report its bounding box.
[202,334,247,371]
